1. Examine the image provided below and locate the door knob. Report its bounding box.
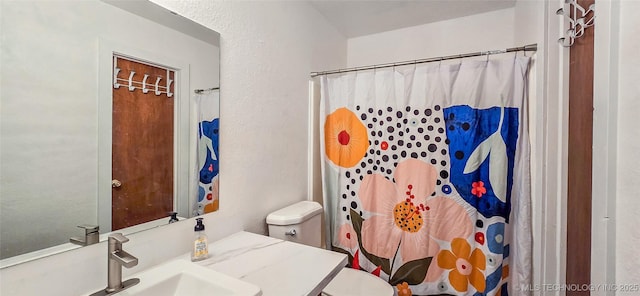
[112,179,122,188]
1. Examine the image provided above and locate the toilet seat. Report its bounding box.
[322,267,394,296]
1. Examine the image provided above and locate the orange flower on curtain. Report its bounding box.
[396,282,413,296]
[324,108,369,168]
[437,238,487,293]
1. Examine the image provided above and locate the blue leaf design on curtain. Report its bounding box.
[463,108,508,202]
[444,106,518,221]
[198,118,219,183]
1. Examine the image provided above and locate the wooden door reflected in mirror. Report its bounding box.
[112,56,175,230]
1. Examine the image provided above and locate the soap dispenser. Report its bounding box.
[191,217,209,261]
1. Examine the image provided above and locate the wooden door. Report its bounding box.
[112,56,174,230]
[566,0,594,293]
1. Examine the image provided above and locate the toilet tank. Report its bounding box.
[266,201,323,247]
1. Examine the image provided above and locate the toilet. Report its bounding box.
[266,201,394,296]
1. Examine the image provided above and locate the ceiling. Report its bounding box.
[308,0,517,38]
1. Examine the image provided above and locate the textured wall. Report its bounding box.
[346,8,516,67]
[616,0,640,286]
[149,0,348,234]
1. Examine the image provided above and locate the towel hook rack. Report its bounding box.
[141,74,150,94]
[127,71,136,91]
[113,56,121,89]
[556,0,595,47]
[154,77,162,96]
[166,69,173,98]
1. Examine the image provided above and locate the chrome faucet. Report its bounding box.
[69,224,99,246]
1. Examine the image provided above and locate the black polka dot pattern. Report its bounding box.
[338,104,453,214]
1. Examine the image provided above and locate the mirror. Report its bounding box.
[0,0,220,266]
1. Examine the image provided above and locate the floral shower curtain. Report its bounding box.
[320,55,531,296]
[193,90,220,216]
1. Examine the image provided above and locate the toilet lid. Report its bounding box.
[323,267,394,296]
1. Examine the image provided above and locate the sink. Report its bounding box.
[115,259,261,296]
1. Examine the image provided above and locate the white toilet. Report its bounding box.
[266,201,394,296]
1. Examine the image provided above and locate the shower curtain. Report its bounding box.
[320,55,531,296]
[193,90,220,216]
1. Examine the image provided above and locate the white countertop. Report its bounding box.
[190,231,348,296]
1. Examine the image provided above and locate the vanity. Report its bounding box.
[82,231,347,296]
[190,232,347,296]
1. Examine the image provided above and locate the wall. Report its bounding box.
[0,1,347,295]
[592,0,618,292]
[346,8,516,67]
[149,0,347,235]
[615,0,640,287]
[0,0,218,259]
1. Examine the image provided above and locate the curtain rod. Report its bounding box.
[310,43,537,77]
[194,87,219,94]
